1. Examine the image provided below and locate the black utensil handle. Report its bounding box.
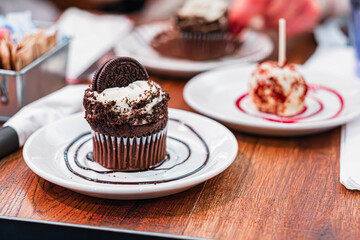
[0,216,197,240]
[0,126,19,159]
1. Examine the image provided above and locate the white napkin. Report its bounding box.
[340,119,360,189]
[56,8,133,82]
[4,85,87,147]
[307,48,360,190]
[305,18,360,190]
[305,46,356,79]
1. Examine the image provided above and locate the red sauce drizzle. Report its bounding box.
[235,85,343,124]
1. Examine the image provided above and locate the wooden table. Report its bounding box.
[1,25,359,239]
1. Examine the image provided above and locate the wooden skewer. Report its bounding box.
[278,18,286,67]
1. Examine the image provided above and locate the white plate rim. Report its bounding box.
[183,64,360,131]
[23,108,238,195]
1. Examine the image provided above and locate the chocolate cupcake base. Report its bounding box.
[92,127,167,171]
[151,29,241,61]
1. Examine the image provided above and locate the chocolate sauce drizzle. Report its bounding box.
[63,118,210,185]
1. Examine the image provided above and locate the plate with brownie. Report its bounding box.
[184,62,360,136]
[115,0,273,77]
[23,57,238,199]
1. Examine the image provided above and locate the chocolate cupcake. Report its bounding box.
[83,57,170,171]
[151,0,241,61]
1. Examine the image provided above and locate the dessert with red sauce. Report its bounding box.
[150,0,241,61]
[83,57,170,171]
[249,61,307,117]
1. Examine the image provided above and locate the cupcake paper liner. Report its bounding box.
[92,126,167,171]
[151,29,241,61]
[181,31,240,60]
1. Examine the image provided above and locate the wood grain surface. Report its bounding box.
[1,22,359,240]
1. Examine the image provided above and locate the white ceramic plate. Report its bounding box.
[115,22,273,77]
[184,65,360,136]
[23,109,237,200]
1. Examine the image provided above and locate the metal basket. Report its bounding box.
[0,36,70,122]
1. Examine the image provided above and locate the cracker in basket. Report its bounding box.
[33,30,57,57]
[15,32,40,71]
[13,30,57,71]
[0,28,58,71]
[3,34,17,71]
[0,39,11,70]
[7,40,17,70]
[46,31,57,51]
[14,42,33,71]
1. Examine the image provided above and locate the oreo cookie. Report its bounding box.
[92,57,149,92]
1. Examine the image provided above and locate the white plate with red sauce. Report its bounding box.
[183,64,360,136]
[23,109,237,200]
[115,22,273,78]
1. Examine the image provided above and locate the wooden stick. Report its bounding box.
[278,18,286,67]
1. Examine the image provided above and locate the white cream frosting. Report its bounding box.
[249,62,307,117]
[251,62,304,95]
[177,0,228,22]
[92,80,166,115]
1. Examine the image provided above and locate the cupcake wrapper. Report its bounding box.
[92,127,167,171]
[181,31,226,40]
[178,32,240,61]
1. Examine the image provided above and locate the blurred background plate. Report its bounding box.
[115,21,273,78]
